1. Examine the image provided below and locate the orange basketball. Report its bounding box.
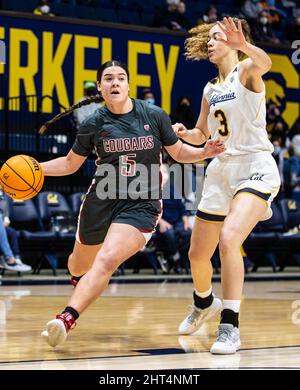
[0,155,44,200]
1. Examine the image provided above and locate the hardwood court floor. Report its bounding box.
[0,280,300,370]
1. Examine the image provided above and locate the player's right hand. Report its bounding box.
[172,123,188,139]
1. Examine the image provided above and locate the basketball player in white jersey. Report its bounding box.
[173,17,280,354]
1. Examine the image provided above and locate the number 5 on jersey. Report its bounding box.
[214,109,230,137]
[120,154,137,177]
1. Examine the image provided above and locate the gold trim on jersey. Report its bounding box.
[255,96,265,120]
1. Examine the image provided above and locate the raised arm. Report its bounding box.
[40,150,87,176]
[217,17,272,93]
[172,95,210,146]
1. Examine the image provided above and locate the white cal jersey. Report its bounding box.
[203,61,274,156]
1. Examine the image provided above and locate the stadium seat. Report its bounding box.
[36,191,72,228]
[7,197,57,274]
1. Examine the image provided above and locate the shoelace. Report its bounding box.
[186,306,203,324]
[216,327,234,343]
[56,313,76,331]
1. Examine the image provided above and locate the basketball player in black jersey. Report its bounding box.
[39,60,225,347]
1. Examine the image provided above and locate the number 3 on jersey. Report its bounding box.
[121,154,136,177]
[214,109,230,137]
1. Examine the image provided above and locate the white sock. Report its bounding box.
[195,287,212,299]
[223,299,240,313]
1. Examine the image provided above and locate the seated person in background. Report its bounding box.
[33,0,55,16]
[171,96,195,130]
[141,89,156,106]
[251,10,280,44]
[0,189,32,272]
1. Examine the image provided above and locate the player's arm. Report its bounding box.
[218,17,272,92]
[41,118,95,176]
[172,96,210,145]
[160,106,224,163]
[165,139,225,163]
[40,150,87,176]
[238,44,272,93]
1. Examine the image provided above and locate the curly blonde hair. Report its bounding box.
[185,18,252,62]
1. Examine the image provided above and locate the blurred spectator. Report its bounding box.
[141,89,156,105]
[198,5,218,25]
[287,117,300,142]
[171,96,195,130]
[280,0,296,7]
[267,101,289,141]
[282,143,300,197]
[152,0,181,30]
[272,138,283,165]
[259,1,287,27]
[238,0,263,21]
[286,15,300,42]
[73,81,103,127]
[252,10,280,43]
[33,0,55,16]
[175,1,192,31]
[0,190,32,272]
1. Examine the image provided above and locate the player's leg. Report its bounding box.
[67,191,109,286]
[42,223,146,347]
[67,241,102,287]
[210,192,268,354]
[178,216,223,334]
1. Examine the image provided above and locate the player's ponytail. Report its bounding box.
[39,95,103,134]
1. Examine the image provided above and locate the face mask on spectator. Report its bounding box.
[260,17,268,25]
[145,98,155,105]
[40,5,50,14]
[274,146,281,155]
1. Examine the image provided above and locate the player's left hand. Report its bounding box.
[216,17,247,51]
[203,139,225,158]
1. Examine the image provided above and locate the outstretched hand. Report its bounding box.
[216,17,247,51]
[203,139,225,158]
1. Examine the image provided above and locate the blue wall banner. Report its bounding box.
[0,12,299,128]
